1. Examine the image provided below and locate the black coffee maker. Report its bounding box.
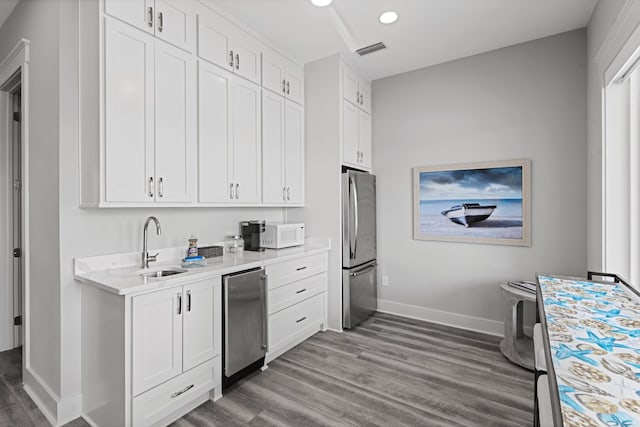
[241,220,266,251]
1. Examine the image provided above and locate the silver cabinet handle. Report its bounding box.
[157,11,163,32]
[229,183,234,199]
[235,53,240,70]
[171,384,194,398]
[282,186,286,201]
[158,177,164,198]
[360,93,364,105]
[177,292,182,315]
[296,316,307,323]
[356,90,360,104]
[148,177,154,198]
[235,183,239,199]
[286,81,290,95]
[229,50,234,68]
[147,6,153,27]
[187,290,191,312]
[287,187,290,200]
[282,79,286,94]
[296,266,307,271]
[296,288,307,294]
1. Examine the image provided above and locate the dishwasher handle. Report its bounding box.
[261,273,269,353]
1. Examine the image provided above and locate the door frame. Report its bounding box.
[0,39,30,366]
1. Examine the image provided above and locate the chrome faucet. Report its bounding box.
[142,216,161,269]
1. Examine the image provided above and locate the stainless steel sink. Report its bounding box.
[139,268,187,279]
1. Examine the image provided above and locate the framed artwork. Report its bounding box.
[413,159,531,246]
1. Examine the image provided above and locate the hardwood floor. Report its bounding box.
[0,312,533,426]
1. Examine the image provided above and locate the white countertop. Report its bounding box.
[74,238,330,296]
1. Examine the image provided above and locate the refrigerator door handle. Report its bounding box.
[349,261,377,277]
[351,175,359,260]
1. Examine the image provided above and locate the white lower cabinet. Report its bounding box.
[265,253,328,362]
[82,276,222,427]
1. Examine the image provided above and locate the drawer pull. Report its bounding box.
[296,316,307,323]
[170,384,194,398]
[296,266,307,271]
[296,288,307,294]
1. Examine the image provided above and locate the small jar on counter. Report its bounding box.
[225,235,244,253]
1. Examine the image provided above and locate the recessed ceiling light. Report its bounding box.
[310,0,332,7]
[379,11,398,24]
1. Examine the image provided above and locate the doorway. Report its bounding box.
[11,86,22,348]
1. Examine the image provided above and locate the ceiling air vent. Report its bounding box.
[356,42,386,56]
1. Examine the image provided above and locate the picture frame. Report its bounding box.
[413,159,531,246]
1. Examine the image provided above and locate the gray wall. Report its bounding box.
[372,29,588,334]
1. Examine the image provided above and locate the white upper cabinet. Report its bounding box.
[197,6,261,85]
[104,18,155,203]
[342,100,371,171]
[262,48,304,105]
[342,63,371,114]
[358,109,372,169]
[198,62,261,204]
[262,90,304,205]
[154,41,197,203]
[105,0,195,52]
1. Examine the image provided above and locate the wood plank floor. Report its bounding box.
[0,312,533,426]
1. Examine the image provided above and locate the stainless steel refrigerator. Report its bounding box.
[342,170,377,329]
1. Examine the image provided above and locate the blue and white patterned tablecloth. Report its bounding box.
[539,275,640,427]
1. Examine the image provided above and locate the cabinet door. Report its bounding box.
[154,40,196,203]
[342,100,359,168]
[262,50,287,97]
[358,111,372,170]
[198,62,233,203]
[262,90,286,204]
[285,61,304,106]
[342,64,359,107]
[183,278,221,371]
[132,287,183,396]
[232,32,262,85]
[359,80,371,114]
[231,77,262,203]
[104,18,155,203]
[284,101,304,204]
[155,0,196,52]
[104,0,154,34]
[197,7,234,72]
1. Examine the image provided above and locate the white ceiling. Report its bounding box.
[0,0,18,32]
[212,0,597,81]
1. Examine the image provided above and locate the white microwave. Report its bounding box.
[261,223,305,249]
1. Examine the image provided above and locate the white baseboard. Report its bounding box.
[23,367,57,426]
[23,367,82,426]
[377,299,504,337]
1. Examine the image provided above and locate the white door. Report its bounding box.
[231,31,261,85]
[262,90,285,204]
[198,62,232,203]
[358,110,372,170]
[154,40,196,203]
[342,65,359,107]
[284,101,304,204]
[359,80,371,114]
[132,287,183,396]
[104,18,155,203]
[342,100,359,168]
[197,7,233,72]
[285,61,304,105]
[183,278,221,371]
[262,51,287,98]
[231,77,261,203]
[104,0,154,34]
[154,0,196,52]
[11,92,21,347]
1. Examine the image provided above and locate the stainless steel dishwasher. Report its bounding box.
[223,267,267,389]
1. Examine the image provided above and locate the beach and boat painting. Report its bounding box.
[413,159,531,246]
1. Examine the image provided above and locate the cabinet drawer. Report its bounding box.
[266,253,327,290]
[132,359,216,427]
[269,273,326,315]
[269,293,324,351]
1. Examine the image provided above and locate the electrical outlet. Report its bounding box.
[382,275,389,287]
